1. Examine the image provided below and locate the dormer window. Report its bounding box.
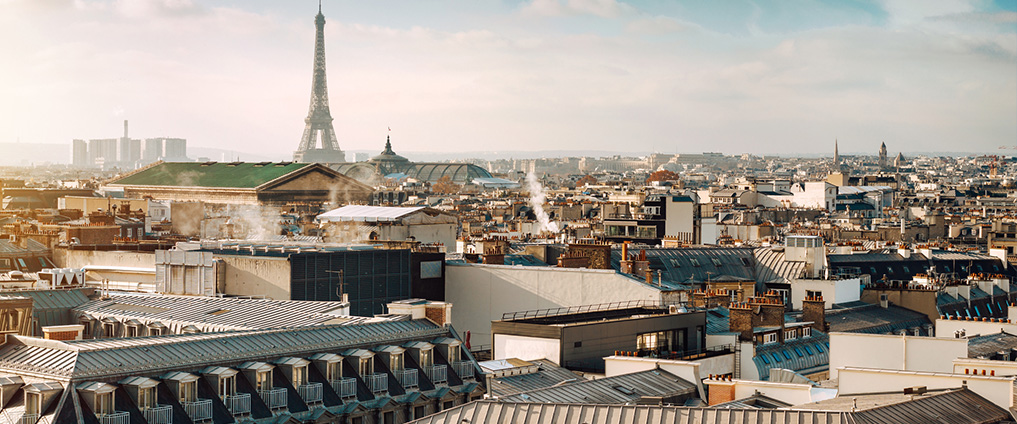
[359,357,373,377]
[448,346,460,364]
[96,392,114,416]
[218,375,235,399]
[389,353,403,372]
[179,380,197,403]
[137,385,157,410]
[419,349,433,368]
[256,370,272,392]
[802,327,812,338]
[326,362,341,381]
[764,333,777,344]
[26,392,40,416]
[785,329,797,341]
[293,366,307,387]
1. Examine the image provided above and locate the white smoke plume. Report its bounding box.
[525,172,559,234]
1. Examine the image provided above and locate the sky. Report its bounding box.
[0,0,1014,160]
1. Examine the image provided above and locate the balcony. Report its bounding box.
[18,414,40,424]
[99,411,130,424]
[366,373,388,394]
[182,399,213,423]
[330,378,357,399]
[297,382,323,405]
[424,364,448,385]
[142,405,172,424]
[225,393,251,417]
[395,369,418,389]
[258,388,287,411]
[452,361,475,380]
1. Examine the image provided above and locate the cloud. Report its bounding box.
[624,15,688,34]
[520,0,636,18]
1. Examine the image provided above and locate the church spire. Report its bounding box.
[834,139,840,166]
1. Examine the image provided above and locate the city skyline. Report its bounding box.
[0,0,1014,159]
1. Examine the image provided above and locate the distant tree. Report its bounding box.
[576,174,598,187]
[432,175,461,194]
[646,170,679,183]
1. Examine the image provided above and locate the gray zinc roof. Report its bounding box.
[407,401,857,424]
[499,369,695,404]
[72,293,355,333]
[0,319,447,381]
[485,359,585,398]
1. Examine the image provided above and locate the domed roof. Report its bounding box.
[370,136,410,164]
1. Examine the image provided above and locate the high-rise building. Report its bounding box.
[293,3,346,163]
[142,138,164,162]
[71,139,89,168]
[162,138,187,161]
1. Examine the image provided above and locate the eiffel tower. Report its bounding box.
[293,2,346,163]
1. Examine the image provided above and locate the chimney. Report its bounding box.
[482,245,505,265]
[728,302,754,341]
[755,292,786,328]
[879,293,889,308]
[619,242,633,274]
[645,269,654,285]
[123,119,128,138]
[802,295,826,332]
[704,376,736,405]
[633,250,650,276]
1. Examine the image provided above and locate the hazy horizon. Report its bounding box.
[1,0,1014,159]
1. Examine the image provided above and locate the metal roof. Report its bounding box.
[610,247,759,286]
[753,332,831,381]
[0,318,447,381]
[498,369,696,404]
[317,205,425,222]
[72,293,354,333]
[485,359,585,398]
[966,331,1017,359]
[407,401,857,424]
[109,161,311,188]
[826,304,932,335]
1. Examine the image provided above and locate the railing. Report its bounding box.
[99,411,130,424]
[258,388,287,410]
[453,361,475,380]
[182,399,213,423]
[500,300,661,321]
[396,369,418,389]
[331,378,357,399]
[142,405,172,424]
[366,373,388,393]
[424,364,448,385]
[18,414,40,424]
[628,344,736,362]
[298,382,323,405]
[225,393,251,416]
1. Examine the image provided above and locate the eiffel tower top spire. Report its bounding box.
[294,2,346,163]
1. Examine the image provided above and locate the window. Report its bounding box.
[16,259,27,269]
[138,387,156,410]
[741,257,752,266]
[96,392,114,416]
[413,406,425,419]
[814,344,824,353]
[670,259,681,267]
[793,347,803,357]
[574,341,582,348]
[711,258,722,267]
[359,357,373,377]
[943,265,951,272]
[772,353,783,363]
[218,375,235,399]
[26,392,40,415]
[443,401,455,410]
[326,362,341,381]
[448,346,461,364]
[761,355,770,364]
[902,266,910,273]
[782,351,792,360]
[389,353,403,372]
[293,366,307,387]
[690,258,701,267]
[180,380,197,403]
[804,345,814,355]
[869,267,877,275]
[125,325,139,338]
[764,333,777,344]
[785,329,796,341]
[102,322,117,338]
[256,371,272,392]
[802,327,812,337]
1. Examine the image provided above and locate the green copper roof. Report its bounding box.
[111,162,311,188]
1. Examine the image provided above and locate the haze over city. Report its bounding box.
[0,0,1014,160]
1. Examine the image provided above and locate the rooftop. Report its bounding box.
[108,161,310,188]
